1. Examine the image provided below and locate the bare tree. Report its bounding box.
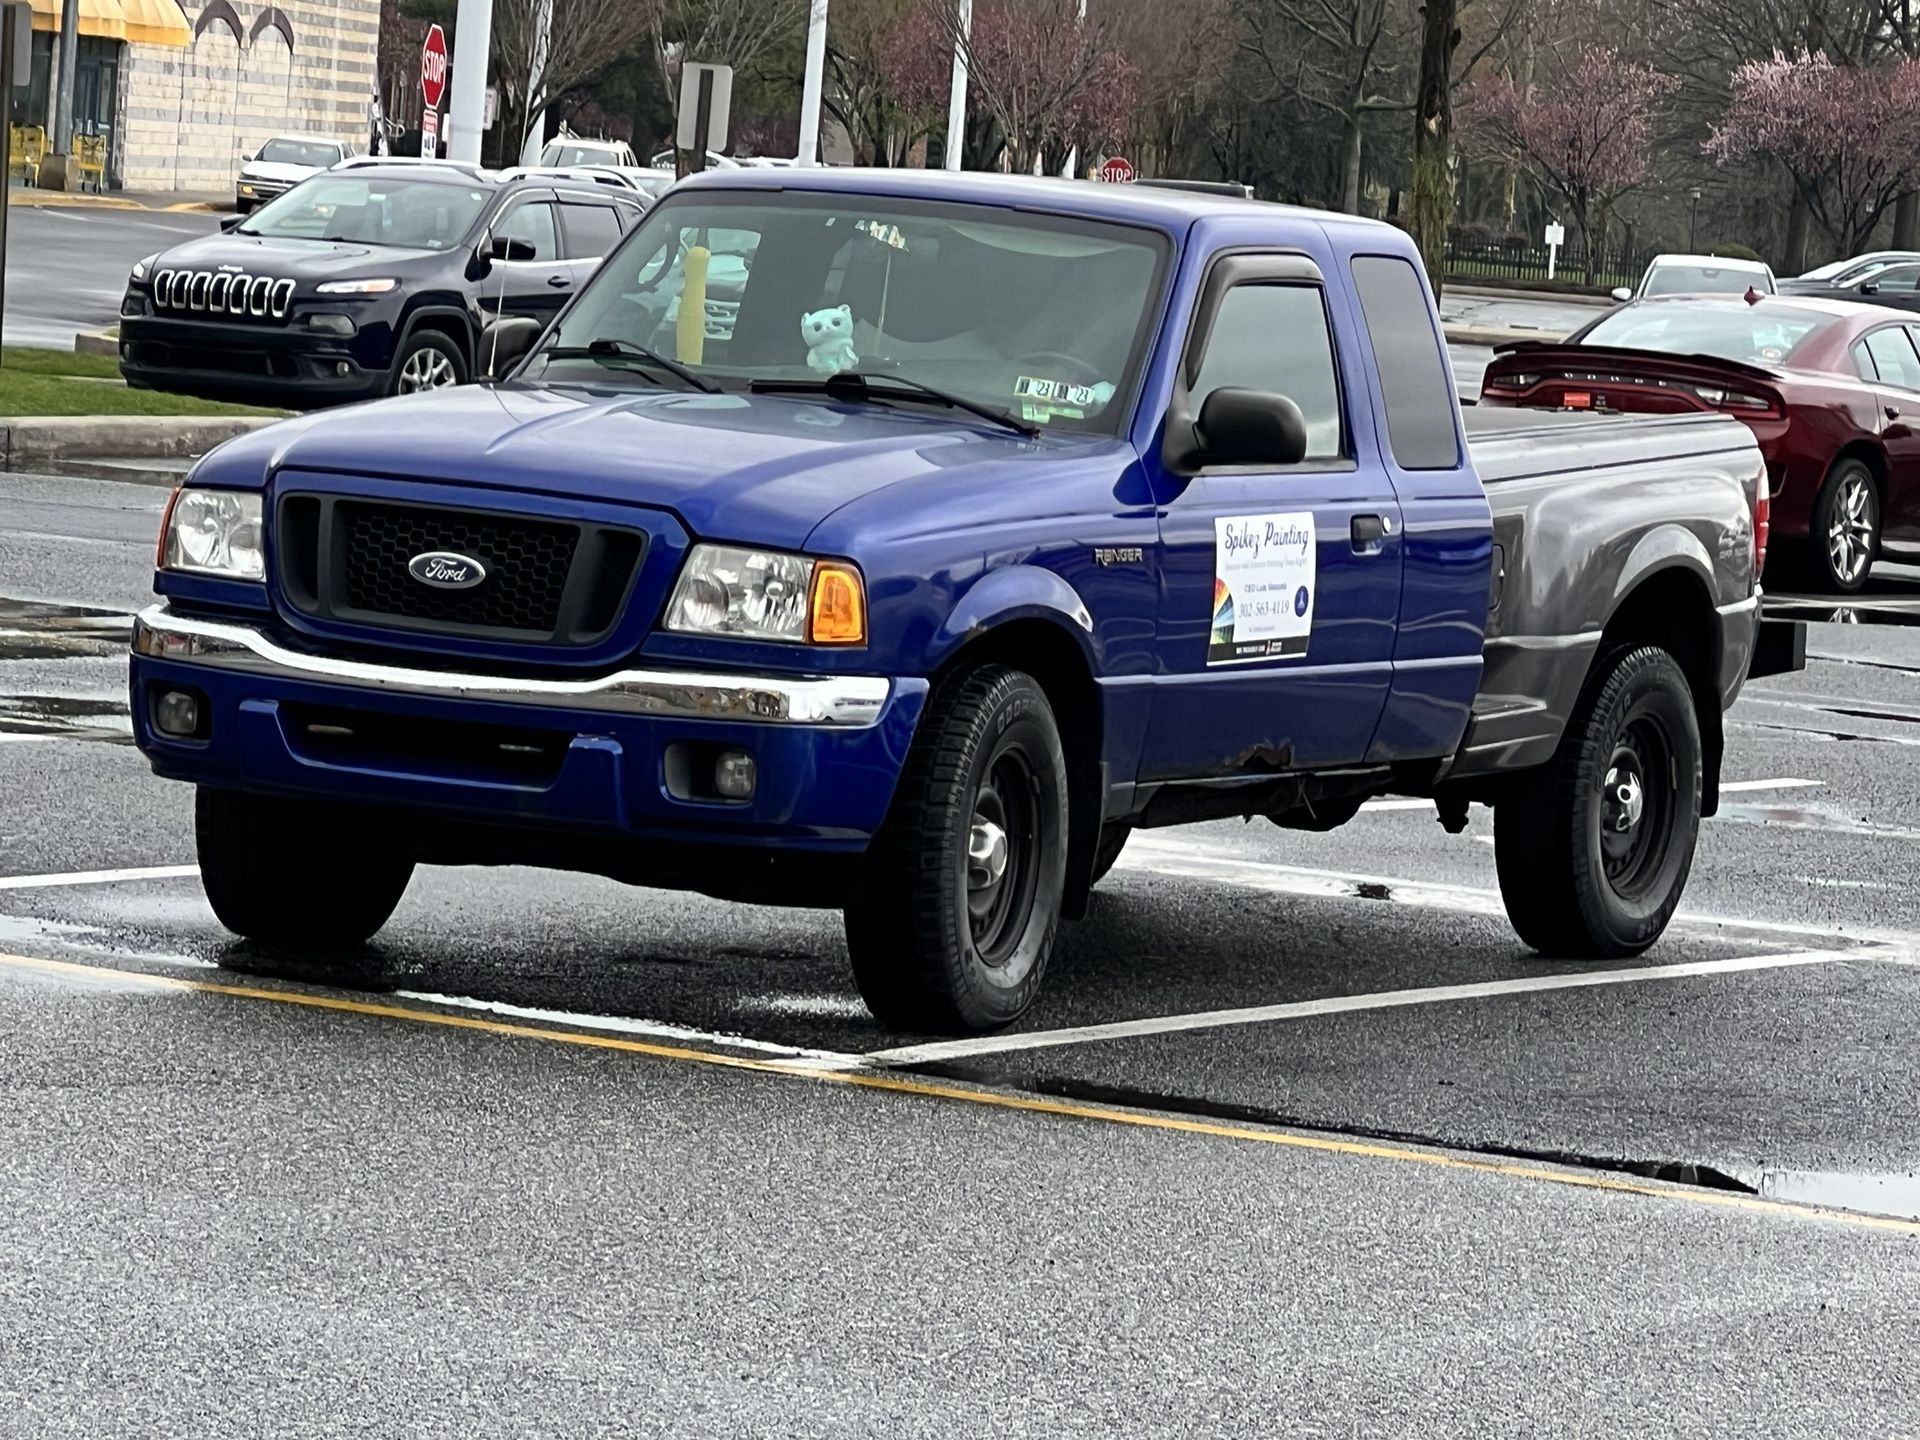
[656,0,811,117]
[492,0,660,156]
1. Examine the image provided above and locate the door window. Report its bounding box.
[559,201,623,259]
[498,200,559,263]
[1867,266,1920,294]
[1865,326,1920,390]
[1190,283,1343,460]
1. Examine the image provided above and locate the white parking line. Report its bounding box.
[864,948,1871,1066]
[0,864,199,891]
[1361,777,1822,814]
[394,989,865,1068]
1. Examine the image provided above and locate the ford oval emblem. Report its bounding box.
[408,551,487,589]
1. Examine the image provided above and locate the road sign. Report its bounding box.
[675,62,733,159]
[1098,156,1134,184]
[1544,222,1565,246]
[420,106,438,158]
[420,24,448,111]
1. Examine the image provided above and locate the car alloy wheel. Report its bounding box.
[398,347,459,393]
[1827,470,1877,587]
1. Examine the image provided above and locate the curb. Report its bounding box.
[1443,323,1571,348]
[74,329,119,359]
[0,415,280,468]
[6,192,220,213]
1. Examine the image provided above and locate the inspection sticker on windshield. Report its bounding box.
[1014,374,1115,424]
[1210,513,1316,665]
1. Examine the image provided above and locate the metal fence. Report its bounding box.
[1443,238,1656,290]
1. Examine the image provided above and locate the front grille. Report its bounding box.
[341,503,577,632]
[150,269,294,322]
[277,493,646,647]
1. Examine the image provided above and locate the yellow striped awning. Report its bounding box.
[27,0,129,42]
[117,0,191,45]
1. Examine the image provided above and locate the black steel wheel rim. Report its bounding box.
[966,743,1041,968]
[1598,713,1674,900]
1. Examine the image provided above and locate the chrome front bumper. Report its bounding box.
[132,606,893,727]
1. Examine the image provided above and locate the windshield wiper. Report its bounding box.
[537,336,721,393]
[749,371,1038,438]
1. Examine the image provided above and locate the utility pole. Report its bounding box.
[43,0,78,188]
[943,0,971,171]
[1062,0,1086,178]
[796,0,828,166]
[447,0,492,165]
[517,0,552,165]
[1408,0,1460,296]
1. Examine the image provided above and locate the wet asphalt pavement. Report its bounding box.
[3,466,1920,1434]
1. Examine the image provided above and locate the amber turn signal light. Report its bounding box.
[808,562,867,645]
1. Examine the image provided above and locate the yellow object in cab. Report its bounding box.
[676,246,710,366]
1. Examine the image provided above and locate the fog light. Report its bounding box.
[713,749,756,800]
[335,361,351,376]
[154,689,202,738]
[309,313,356,337]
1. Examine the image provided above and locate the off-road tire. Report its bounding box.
[1494,646,1701,958]
[197,788,415,953]
[845,665,1069,1034]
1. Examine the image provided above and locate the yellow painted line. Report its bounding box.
[6,948,1918,1237]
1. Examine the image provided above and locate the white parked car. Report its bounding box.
[1612,253,1776,303]
[236,136,350,213]
[541,136,638,168]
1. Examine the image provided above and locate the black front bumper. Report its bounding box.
[119,312,395,408]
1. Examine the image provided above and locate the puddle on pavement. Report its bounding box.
[0,692,131,743]
[1767,600,1920,628]
[35,456,196,488]
[1718,802,1920,845]
[0,597,135,662]
[1755,1170,1920,1223]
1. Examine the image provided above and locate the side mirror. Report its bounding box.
[1861,282,1881,295]
[1610,286,1633,303]
[493,235,537,262]
[467,229,494,280]
[220,214,243,233]
[479,317,544,381]
[1193,388,1309,468]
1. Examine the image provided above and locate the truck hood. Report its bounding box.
[204,383,1098,551]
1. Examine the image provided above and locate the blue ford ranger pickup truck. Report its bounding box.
[129,168,1804,1034]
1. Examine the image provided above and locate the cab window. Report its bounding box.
[1190,283,1344,461]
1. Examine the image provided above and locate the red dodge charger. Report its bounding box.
[1481,294,1920,592]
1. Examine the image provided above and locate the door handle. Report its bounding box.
[1887,406,1902,422]
[547,274,572,289]
[1350,513,1391,551]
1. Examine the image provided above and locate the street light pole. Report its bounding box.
[943,0,970,171]
[796,0,828,166]
[1061,0,1086,178]
[48,0,78,181]
[446,0,492,165]
[517,0,553,166]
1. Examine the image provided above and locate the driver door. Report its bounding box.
[481,194,572,326]
[1142,253,1404,780]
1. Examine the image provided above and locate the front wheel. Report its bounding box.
[389,330,468,396]
[1493,647,1701,958]
[845,665,1069,1034]
[197,788,415,955]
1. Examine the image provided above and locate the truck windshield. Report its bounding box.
[1580,303,1832,366]
[238,176,489,249]
[529,192,1170,434]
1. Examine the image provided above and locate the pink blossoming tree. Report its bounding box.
[1459,48,1678,283]
[1707,51,1920,257]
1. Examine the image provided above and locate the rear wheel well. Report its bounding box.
[934,620,1103,919]
[1598,569,1723,815]
[1831,441,1886,498]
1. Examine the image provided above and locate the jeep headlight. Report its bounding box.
[316,277,399,295]
[665,544,865,645]
[159,488,264,580]
[131,252,159,283]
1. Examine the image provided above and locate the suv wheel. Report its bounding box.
[391,330,468,396]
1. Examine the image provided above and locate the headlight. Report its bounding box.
[159,488,264,580]
[316,277,399,295]
[130,252,159,283]
[665,544,866,645]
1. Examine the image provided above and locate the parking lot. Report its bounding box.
[3,465,1919,1433]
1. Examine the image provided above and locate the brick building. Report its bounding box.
[18,0,378,193]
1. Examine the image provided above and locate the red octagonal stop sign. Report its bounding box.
[421,24,448,112]
[1098,156,1134,184]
